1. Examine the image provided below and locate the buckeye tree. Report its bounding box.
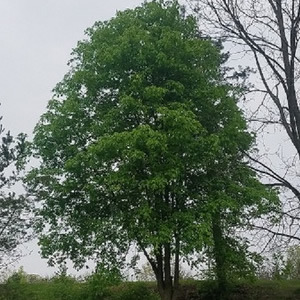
[27,1,277,299]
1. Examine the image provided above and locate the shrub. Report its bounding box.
[3,267,35,300]
[49,274,83,300]
[110,282,159,300]
[84,267,122,300]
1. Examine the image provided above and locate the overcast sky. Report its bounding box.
[0,0,144,137]
[0,0,145,277]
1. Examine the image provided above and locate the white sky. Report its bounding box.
[0,0,144,277]
[0,0,144,137]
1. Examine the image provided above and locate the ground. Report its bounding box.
[1,279,300,299]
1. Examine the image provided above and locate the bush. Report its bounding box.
[3,268,35,300]
[84,266,122,300]
[6,267,28,284]
[110,282,159,300]
[49,273,83,300]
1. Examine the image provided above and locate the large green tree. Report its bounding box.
[28,1,277,299]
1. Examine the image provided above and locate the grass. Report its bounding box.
[250,280,300,300]
[0,279,300,300]
[196,279,300,300]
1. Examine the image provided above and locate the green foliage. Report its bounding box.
[0,270,159,300]
[84,265,122,300]
[110,282,159,300]
[198,279,300,300]
[3,268,34,300]
[49,275,83,300]
[207,236,260,282]
[284,245,300,280]
[27,1,278,298]
[272,252,287,280]
[0,117,31,268]
[0,278,83,300]
[6,267,28,284]
[1,275,300,300]
[28,0,221,268]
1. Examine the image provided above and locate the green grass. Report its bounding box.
[196,279,300,300]
[0,280,300,300]
[251,280,300,300]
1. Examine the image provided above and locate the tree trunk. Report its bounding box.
[154,243,178,300]
[156,273,174,300]
[156,247,165,299]
[164,243,172,291]
[174,235,180,288]
[173,235,180,300]
[212,211,228,300]
[159,287,173,300]
[139,240,178,300]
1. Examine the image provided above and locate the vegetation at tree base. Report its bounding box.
[0,113,31,270]
[2,268,300,300]
[25,1,279,299]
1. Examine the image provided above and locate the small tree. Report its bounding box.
[0,115,31,269]
[28,1,277,299]
[284,245,300,279]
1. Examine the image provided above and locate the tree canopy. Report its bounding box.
[28,1,278,299]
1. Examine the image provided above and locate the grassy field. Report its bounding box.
[0,279,300,300]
